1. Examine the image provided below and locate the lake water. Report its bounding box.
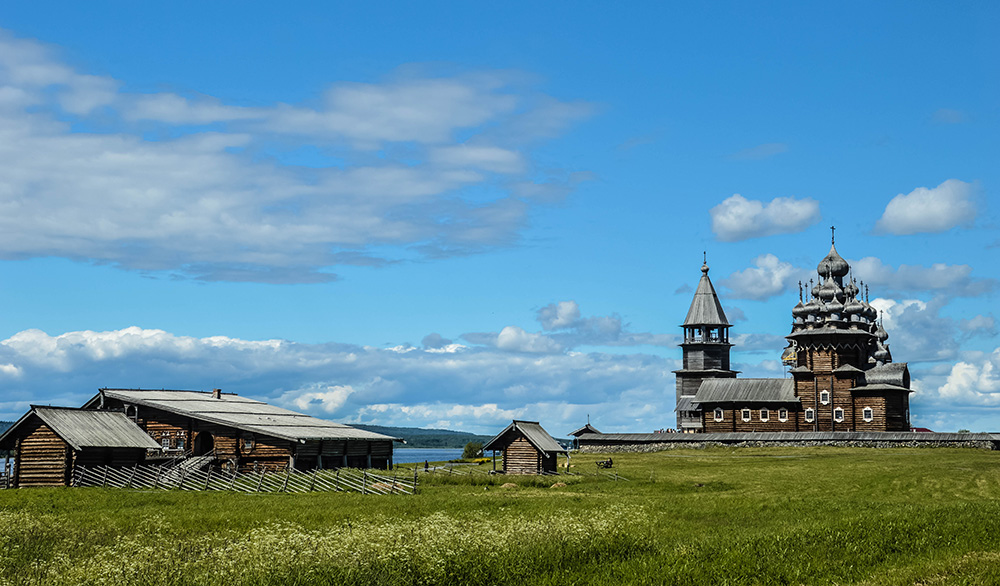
[393,448,464,464]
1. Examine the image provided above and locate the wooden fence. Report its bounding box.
[411,462,628,481]
[70,464,416,495]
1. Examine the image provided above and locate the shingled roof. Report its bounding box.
[483,420,567,454]
[0,406,161,451]
[85,388,401,443]
[682,264,731,327]
[694,378,797,404]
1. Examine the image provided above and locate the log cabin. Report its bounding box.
[483,420,567,474]
[82,388,401,472]
[0,406,161,487]
[675,230,913,433]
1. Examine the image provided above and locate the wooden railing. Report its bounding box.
[70,464,416,495]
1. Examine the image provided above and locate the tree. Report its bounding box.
[462,441,484,459]
[957,429,971,434]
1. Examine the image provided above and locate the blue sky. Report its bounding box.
[0,2,996,434]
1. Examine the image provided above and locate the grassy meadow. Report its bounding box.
[4,447,1000,585]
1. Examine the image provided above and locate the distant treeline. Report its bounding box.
[352,425,493,449]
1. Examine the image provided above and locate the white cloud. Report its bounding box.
[710,195,821,241]
[853,257,995,297]
[496,326,563,353]
[874,179,977,235]
[0,325,677,434]
[937,349,1000,404]
[870,297,961,362]
[283,384,358,414]
[720,254,807,301]
[537,301,581,330]
[0,30,591,283]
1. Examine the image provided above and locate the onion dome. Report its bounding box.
[792,300,809,319]
[874,321,889,342]
[873,343,890,363]
[818,277,838,302]
[844,297,864,316]
[826,297,844,315]
[817,242,850,279]
[862,300,878,322]
[844,279,859,298]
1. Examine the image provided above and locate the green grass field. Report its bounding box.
[4,447,1000,585]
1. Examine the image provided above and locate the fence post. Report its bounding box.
[153,465,161,489]
[335,468,341,491]
[229,467,238,491]
[281,469,290,493]
[256,470,265,492]
[102,466,109,487]
[127,464,138,489]
[362,470,367,495]
[204,467,213,490]
[178,468,188,490]
[413,466,418,494]
[309,470,317,492]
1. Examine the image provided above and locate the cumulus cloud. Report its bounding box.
[496,326,563,353]
[874,179,977,235]
[0,325,677,434]
[852,257,995,297]
[870,297,961,363]
[537,301,581,330]
[710,195,821,241]
[720,254,808,301]
[0,30,592,283]
[937,349,1000,404]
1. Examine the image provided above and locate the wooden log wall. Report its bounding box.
[13,417,71,487]
[503,436,541,475]
[701,406,799,433]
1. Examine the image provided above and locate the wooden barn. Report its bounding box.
[483,420,567,474]
[568,423,601,450]
[0,406,161,487]
[82,388,402,472]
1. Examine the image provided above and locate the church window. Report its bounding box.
[741,409,751,422]
[760,408,769,422]
[778,408,788,422]
[805,408,815,423]
[713,408,724,421]
[863,407,874,422]
[820,391,830,405]
[834,407,844,422]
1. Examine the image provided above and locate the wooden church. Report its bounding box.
[675,232,912,433]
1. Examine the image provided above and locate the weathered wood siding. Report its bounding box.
[14,418,71,487]
[701,406,799,433]
[98,398,393,471]
[503,436,542,475]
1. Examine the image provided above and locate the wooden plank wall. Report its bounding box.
[503,436,541,475]
[14,417,71,487]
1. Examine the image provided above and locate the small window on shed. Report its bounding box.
[176,436,186,451]
[805,408,815,423]
[741,408,751,422]
[161,436,171,450]
[778,408,788,422]
[863,407,874,422]
[834,407,845,423]
[242,435,255,452]
[820,390,830,404]
[713,408,724,422]
[760,408,769,422]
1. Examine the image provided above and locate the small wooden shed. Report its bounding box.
[568,423,602,450]
[483,420,567,475]
[0,406,161,487]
